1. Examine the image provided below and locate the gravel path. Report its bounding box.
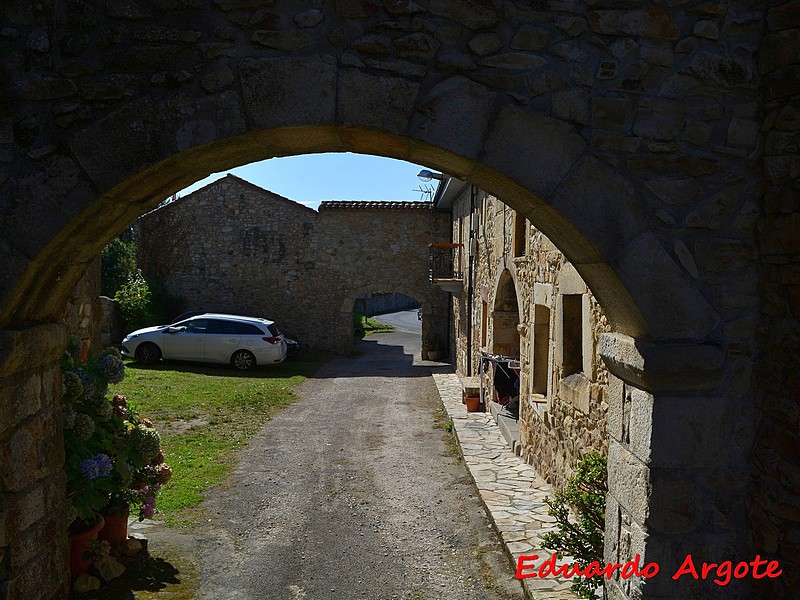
[153,331,526,599]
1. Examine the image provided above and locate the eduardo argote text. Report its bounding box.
[516,553,782,587]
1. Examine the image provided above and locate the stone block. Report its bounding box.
[0,372,43,437]
[592,97,634,131]
[429,0,499,30]
[598,333,724,394]
[650,397,734,468]
[160,90,247,153]
[604,493,621,565]
[610,232,721,341]
[588,10,679,40]
[606,374,624,442]
[644,178,703,207]
[410,76,496,163]
[338,68,419,134]
[510,25,548,50]
[0,325,68,379]
[68,98,164,192]
[0,487,46,545]
[626,387,653,462]
[559,372,590,414]
[633,97,685,140]
[240,56,336,129]
[551,157,647,262]
[608,440,650,525]
[468,33,501,56]
[727,117,759,147]
[334,0,381,18]
[551,88,589,125]
[479,106,586,198]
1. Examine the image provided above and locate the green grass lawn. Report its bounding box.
[354,311,394,335]
[110,352,331,527]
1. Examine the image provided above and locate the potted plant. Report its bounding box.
[61,338,171,577]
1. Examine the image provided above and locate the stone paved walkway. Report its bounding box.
[432,372,578,600]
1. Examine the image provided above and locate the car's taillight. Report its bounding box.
[262,336,279,344]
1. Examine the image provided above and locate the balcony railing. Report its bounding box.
[428,243,463,288]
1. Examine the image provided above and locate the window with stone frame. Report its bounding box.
[513,212,526,257]
[562,294,583,378]
[531,303,550,399]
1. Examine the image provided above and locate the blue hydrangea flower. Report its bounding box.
[79,453,113,479]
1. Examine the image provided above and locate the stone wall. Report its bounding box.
[137,176,450,355]
[750,3,800,596]
[0,325,70,599]
[62,257,101,352]
[449,186,609,490]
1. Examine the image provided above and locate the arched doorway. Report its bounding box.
[492,269,521,359]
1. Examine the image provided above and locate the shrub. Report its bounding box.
[541,452,608,599]
[101,237,136,297]
[114,269,151,332]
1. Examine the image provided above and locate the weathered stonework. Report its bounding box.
[0,1,792,598]
[62,257,101,352]
[137,176,450,354]
[445,185,609,491]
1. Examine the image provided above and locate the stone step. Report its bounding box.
[489,401,521,455]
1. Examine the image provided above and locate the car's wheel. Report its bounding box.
[135,342,161,365]
[231,349,256,371]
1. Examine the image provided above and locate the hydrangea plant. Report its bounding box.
[62,338,172,530]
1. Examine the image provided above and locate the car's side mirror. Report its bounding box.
[166,326,184,333]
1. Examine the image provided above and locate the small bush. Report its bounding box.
[115,269,152,332]
[541,452,608,599]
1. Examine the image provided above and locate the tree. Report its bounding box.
[101,238,136,297]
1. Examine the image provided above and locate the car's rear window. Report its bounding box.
[267,324,281,336]
[236,323,265,336]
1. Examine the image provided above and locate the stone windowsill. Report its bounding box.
[559,372,591,414]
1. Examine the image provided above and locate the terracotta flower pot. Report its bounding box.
[69,513,105,577]
[465,396,482,412]
[99,506,130,545]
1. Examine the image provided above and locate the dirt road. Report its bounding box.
[165,331,526,599]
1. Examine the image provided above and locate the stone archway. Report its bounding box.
[341,282,447,360]
[0,2,790,598]
[491,269,520,360]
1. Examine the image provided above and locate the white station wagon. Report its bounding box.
[121,313,287,370]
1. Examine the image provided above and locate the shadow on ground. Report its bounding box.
[71,552,190,600]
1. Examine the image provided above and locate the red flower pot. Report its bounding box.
[69,513,105,577]
[99,507,130,545]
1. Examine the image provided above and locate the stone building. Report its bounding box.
[435,178,609,492]
[137,175,451,355]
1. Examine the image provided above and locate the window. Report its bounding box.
[562,295,583,377]
[513,213,526,257]
[184,319,209,333]
[207,320,239,335]
[481,301,488,347]
[532,304,550,396]
[236,322,266,336]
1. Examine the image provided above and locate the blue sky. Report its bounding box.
[176,153,437,211]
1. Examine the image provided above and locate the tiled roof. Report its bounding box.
[319,200,433,210]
